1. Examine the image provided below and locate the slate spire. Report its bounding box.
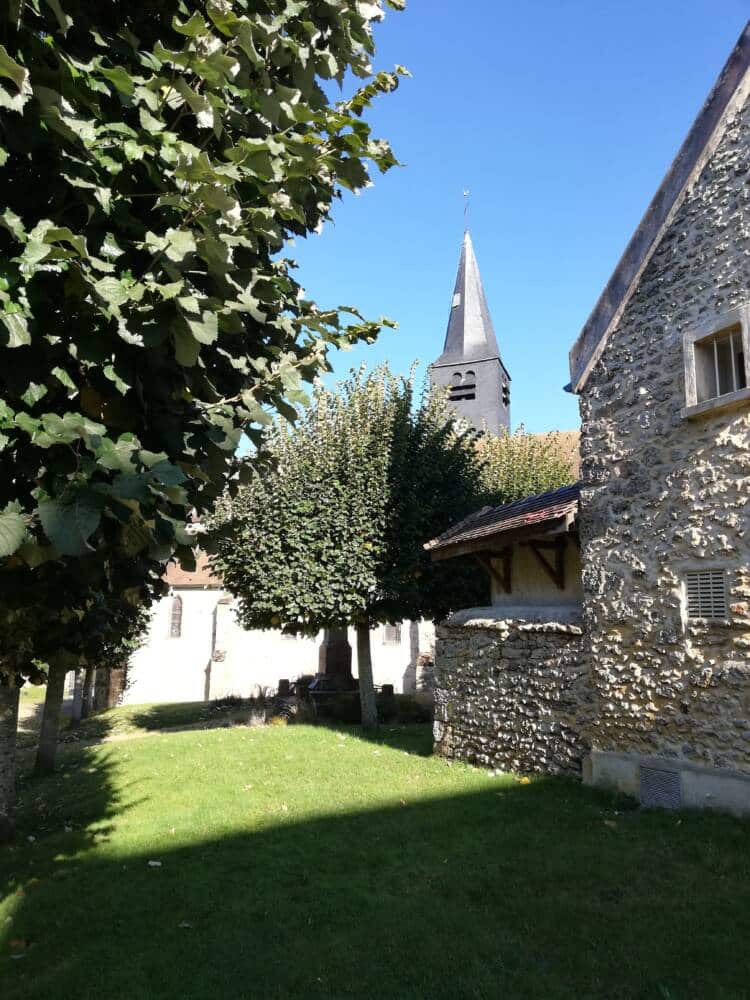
[435,230,501,365]
[429,230,511,435]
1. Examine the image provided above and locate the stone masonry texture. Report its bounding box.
[433,615,590,775]
[578,92,750,774]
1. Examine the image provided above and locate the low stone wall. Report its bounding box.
[433,607,591,776]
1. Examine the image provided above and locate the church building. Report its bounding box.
[118,232,510,706]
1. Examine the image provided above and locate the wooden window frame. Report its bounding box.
[682,305,750,419]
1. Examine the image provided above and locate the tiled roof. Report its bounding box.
[164,550,221,589]
[425,482,580,554]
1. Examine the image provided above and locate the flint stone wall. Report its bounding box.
[433,608,590,775]
[579,88,750,774]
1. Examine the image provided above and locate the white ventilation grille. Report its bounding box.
[640,767,682,810]
[685,569,727,620]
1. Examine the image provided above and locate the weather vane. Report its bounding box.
[463,188,470,230]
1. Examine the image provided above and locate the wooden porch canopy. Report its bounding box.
[424,482,581,593]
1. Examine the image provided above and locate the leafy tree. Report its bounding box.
[0,0,404,840]
[478,428,576,506]
[209,367,485,729]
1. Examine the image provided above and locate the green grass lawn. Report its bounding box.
[2,721,750,999]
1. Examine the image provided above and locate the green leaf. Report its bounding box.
[172,12,209,37]
[149,459,187,486]
[103,363,131,395]
[1,313,30,347]
[139,106,165,133]
[100,65,135,96]
[112,472,150,502]
[38,493,102,556]
[184,310,218,345]
[165,229,197,263]
[94,276,130,308]
[172,325,200,366]
[0,44,28,93]
[21,382,47,407]
[52,367,77,396]
[0,508,26,556]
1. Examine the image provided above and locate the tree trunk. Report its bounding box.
[35,663,67,775]
[71,669,84,725]
[81,665,95,720]
[355,622,378,732]
[0,682,20,843]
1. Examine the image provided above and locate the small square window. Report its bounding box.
[682,307,750,417]
[383,624,401,645]
[685,569,727,621]
[694,325,746,403]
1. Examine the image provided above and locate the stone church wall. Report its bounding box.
[579,90,750,781]
[433,609,591,775]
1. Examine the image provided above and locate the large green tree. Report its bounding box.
[0,0,404,840]
[478,428,576,505]
[210,367,486,729]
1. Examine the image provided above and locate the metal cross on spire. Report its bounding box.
[463,188,470,231]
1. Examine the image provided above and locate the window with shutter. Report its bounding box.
[685,569,727,620]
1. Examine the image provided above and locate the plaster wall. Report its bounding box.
[124,589,435,705]
[578,89,750,778]
[490,542,583,608]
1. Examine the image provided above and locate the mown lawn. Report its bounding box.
[1,721,749,999]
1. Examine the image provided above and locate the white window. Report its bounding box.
[383,624,401,645]
[683,306,750,417]
[684,569,727,621]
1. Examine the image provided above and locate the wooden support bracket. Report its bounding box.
[473,547,512,594]
[527,536,567,591]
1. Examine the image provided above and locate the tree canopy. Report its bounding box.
[0,0,404,592]
[478,428,577,506]
[210,366,486,634]
[0,0,405,837]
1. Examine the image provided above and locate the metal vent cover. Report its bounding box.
[640,766,682,810]
[685,569,727,620]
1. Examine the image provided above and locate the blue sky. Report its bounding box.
[291,1,748,433]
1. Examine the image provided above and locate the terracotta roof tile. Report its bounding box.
[164,550,221,588]
[425,482,580,554]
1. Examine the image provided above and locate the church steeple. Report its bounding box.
[429,230,510,435]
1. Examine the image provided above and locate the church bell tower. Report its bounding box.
[429,230,510,435]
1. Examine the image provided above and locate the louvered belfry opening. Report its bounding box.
[449,370,476,402]
[685,569,727,620]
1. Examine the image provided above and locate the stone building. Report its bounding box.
[429,230,511,435]
[429,23,750,815]
[426,484,590,776]
[568,23,750,812]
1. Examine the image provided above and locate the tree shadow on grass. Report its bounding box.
[2,746,750,1000]
[320,721,434,757]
